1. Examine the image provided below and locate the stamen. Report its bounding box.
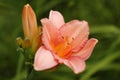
[67,42,70,45]
[62,36,64,39]
[72,37,75,40]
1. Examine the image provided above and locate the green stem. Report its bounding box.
[12,52,24,80]
[16,53,24,76]
[27,69,35,80]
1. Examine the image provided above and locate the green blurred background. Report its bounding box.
[0,0,120,80]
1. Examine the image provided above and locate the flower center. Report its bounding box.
[51,36,72,58]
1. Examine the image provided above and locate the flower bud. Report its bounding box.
[22,4,40,52]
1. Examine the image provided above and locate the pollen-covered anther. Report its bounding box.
[72,37,75,40]
[61,36,64,39]
[67,42,70,45]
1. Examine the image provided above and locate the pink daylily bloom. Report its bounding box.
[34,10,98,74]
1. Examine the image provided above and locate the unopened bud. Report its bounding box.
[22,4,40,52]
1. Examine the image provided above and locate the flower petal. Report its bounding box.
[51,53,85,74]
[73,38,98,60]
[71,32,88,52]
[49,10,65,29]
[63,56,86,74]
[41,18,59,50]
[60,20,89,52]
[34,46,58,71]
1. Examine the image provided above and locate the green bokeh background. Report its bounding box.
[0,0,120,80]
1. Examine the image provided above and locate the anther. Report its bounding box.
[62,36,64,39]
[72,37,75,40]
[67,42,70,45]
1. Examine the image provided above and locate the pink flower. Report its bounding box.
[34,10,98,74]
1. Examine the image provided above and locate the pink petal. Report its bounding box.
[71,32,88,52]
[34,46,58,71]
[60,20,89,52]
[49,10,65,29]
[49,50,86,74]
[41,18,59,50]
[63,56,86,74]
[73,38,98,60]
